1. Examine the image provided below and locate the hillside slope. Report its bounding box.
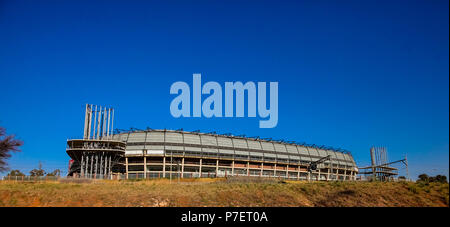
[0,179,448,207]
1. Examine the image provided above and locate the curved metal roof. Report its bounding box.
[112,129,357,167]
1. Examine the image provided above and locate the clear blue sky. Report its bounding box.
[0,0,448,179]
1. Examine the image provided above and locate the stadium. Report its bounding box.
[67,104,358,181]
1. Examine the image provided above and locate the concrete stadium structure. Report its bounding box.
[114,129,358,180]
[67,104,358,181]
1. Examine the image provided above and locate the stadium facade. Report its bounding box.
[67,104,358,181]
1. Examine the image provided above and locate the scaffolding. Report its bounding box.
[67,104,125,178]
[358,146,409,181]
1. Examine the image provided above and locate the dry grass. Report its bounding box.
[0,178,448,207]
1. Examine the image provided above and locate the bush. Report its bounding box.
[430,175,447,183]
[418,174,429,182]
[408,184,419,194]
[6,169,25,177]
[418,174,448,184]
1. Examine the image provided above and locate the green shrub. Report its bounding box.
[408,185,419,194]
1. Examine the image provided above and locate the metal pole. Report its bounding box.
[96,106,102,139]
[85,155,89,178]
[144,156,147,179]
[80,155,85,177]
[102,108,107,139]
[125,157,128,179]
[104,154,108,178]
[370,147,376,180]
[383,148,387,180]
[95,154,98,178]
[110,109,114,139]
[170,153,173,183]
[181,157,185,178]
[100,153,104,178]
[384,148,388,163]
[163,156,166,178]
[107,108,111,139]
[331,160,334,180]
[93,105,97,139]
[90,153,93,178]
[177,160,180,183]
[108,155,112,179]
[87,104,93,139]
[405,154,409,181]
[99,107,103,139]
[83,104,89,139]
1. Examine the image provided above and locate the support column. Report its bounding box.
[80,155,85,177]
[144,156,147,179]
[330,167,334,181]
[94,154,99,179]
[181,157,185,178]
[199,158,202,178]
[83,104,89,139]
[343,169,347,181]
[106,108,111,139]
[96,107,101,139]
[125,157,128,179]
[247,161,250,176]
[108,156,112,179]
[331,168,334,181]
[232,160,235,176]
[100,154,104,178]
[274,163,277,177]
[260,162,264,176]
[170,155,173,181]
[87,105,93,139]
[90,154,94,178]
[215,159,219,177]
[317,168,321,181]
[286,164,289,179]
[163,156,166,178]
[336,169,339,181]
[85,155,89,178]
[103,155,107,178]
[297,165,300,180]
[327,166,330,181]
[92,106,97,139]
[102,108,107,138]
[110,109,114,140]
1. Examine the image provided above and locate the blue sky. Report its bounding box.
[0,0,448,179]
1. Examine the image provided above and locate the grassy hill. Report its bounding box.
[0,178,448,207]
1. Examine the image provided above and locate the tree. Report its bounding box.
[418,174,429,182]
[417,174,448,183]
[6,169,25,177]
[398,176,406,180]
[46,169,61,177]
[430,175,447,183]
[0,127,23,172]
[29,168,45,177]
[29,162,45,177]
